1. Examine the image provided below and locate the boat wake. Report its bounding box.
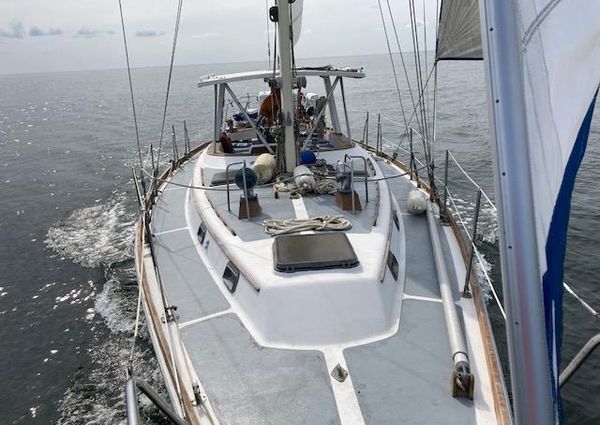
[45,192,135,268]
[57,266,168,425]
[45,194,168,425]
[446,195,500,304]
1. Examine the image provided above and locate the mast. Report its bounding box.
[478,1,555,424]
[276,0,297,172]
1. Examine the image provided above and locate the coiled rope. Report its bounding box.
[273,174,337,198]
[264,215,352,235]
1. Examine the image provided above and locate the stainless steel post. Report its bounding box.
[463,189,482,297]
[480,0,555,421]
[409,128,415,180]
[376,114,381,155]
[171,124,179,163]
[364,112,370,146]
[223,84,273,154]
[125,377,140,425]
[241,161,250,220]
[322,76,342,132]
[339,77,352,140]
[276,0,297,171]
[225,161,244,213]
[131,167,143,211]
[183,120,190,154]
[302,77,341,149]
[443,150,449,212]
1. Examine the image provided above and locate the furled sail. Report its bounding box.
[482,0,600,422]
[436,0,482,60]
[518,0,600,417]
[291,0,303,45]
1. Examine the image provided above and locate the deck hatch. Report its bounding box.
[272,232,359,273]
[222,261,240,293]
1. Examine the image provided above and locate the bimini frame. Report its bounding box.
[197,67,365,155]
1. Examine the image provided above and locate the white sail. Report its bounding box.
[482,0,600,422]
[519,0,600,415]
[292,0,303,45]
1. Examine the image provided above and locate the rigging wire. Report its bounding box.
[407,0,440,201]
[128,274,144,365]
[376,0,410,136]
[431,0,440,163]
[265,0,272,68]
[385,0,423,138]
[389,63,437,158]
[117,0,145,173]
[408,0,429,151]
[422,0,429,131]
[410,0,427,144]
[156,0,185,178]
[272,21,278,78]
[141,163,428,192]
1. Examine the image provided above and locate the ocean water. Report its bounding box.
[0,54,598,424]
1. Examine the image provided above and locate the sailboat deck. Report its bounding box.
[181,314,339,424]
[345,301,473,424]
[204,176,378,242]
[147,155,489,424]
[340,160,474,423]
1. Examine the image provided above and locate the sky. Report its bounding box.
[0,0,437,74]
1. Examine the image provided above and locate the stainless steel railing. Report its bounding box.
[360,112,505,314]
[361,111,600,391]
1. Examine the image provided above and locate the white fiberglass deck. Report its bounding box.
[145,151,498,424]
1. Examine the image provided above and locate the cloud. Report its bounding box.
[405,19,428,28]
[135,29,165,37]
[74,28,116,38]
[191,32,220,39]
[0,21,25,39]
[29,26,63,37]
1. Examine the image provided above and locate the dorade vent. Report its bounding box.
[273,233,359,273]
[387,250,399,281]
[197,222,207,245]
[222,261,240,293]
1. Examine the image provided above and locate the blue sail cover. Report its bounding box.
[542,91,597,418]
[518,0,600,420]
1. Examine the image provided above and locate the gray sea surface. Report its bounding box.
[0,53,598,424]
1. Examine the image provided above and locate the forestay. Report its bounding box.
[517,0,600,417]
[436,0,482,60]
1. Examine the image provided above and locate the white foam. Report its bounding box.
[475,254,493,302]
[45,193,135,268]
[94,274,138,335]
[57,311,166,425]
